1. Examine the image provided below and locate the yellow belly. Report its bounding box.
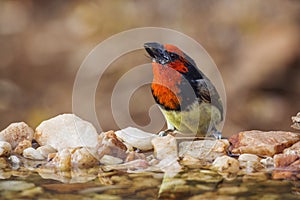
[161,102,222,137]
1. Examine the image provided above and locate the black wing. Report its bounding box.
[191,78,223,120]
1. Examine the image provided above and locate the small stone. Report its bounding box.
[180,154,208,168]
[229,130,300,156]
[212,155,240,174]
[48,148,71,171]
[273,153,298,168]
[289,159,300,171]
[23,147,45,160]
[260,157,274,168]
[238,154,260,163]
[283,141,300,156]
[0,122,34,149]
[37,145,56,158]
[125,151,146,162]
[152,135,177,160]
[14,139,32,155]
[23,158,46,171]
[179,139,229,162]
[8,155,21,169]
[238,154,263,173]
[100,155,123,165]
[71,147,99,168]
[148,136,182,176]
[148,158,160,166]
[47,153,56,161]
[115,127,157,151]
[35,114,99,151]
[97,131,127,160]
[291,112,300,130]
[155,157,182,177]
[0,141,11,157]
[0,180,35,191]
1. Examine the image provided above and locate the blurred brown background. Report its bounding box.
[0,0,299,137]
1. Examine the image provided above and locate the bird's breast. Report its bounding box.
[151,63,183,110]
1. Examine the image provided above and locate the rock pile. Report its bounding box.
[0,113,299,181]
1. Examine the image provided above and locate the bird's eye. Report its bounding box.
[169,52,178,60]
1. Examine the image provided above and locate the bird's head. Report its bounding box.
[144,42,195,73]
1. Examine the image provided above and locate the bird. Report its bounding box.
[144,42,223,138]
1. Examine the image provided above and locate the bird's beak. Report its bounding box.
[144,42,171,65]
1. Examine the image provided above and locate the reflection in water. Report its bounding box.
[0,166,299,199]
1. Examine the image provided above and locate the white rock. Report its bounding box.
[97,131,127,159]
[47,147,99,170]
[151,135,177,160]
[151,135,181,176]
[35,114,98,151]
[238,154,260,163]
[14,139,32,155]
[100,155,123,165]
[115,127,157,151]
[179,139,229,162]
[238,154,263,173]
[37,145,56,158]
[8,155,21,169]
[0,141,11,157]
[260,157,274,168]
[71,147,99,168]
[23,147,45,160]
[180,154,205,168]
[0,122,34,149]
[49,148,72,171]
[155,156,182,177]
[212,155,240,174]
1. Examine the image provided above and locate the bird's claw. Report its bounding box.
[212,131,222,139]
[158,129,176,137]
[206,126,223,139]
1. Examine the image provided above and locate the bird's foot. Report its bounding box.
[207,130,222,140]
[158,129,177,137]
